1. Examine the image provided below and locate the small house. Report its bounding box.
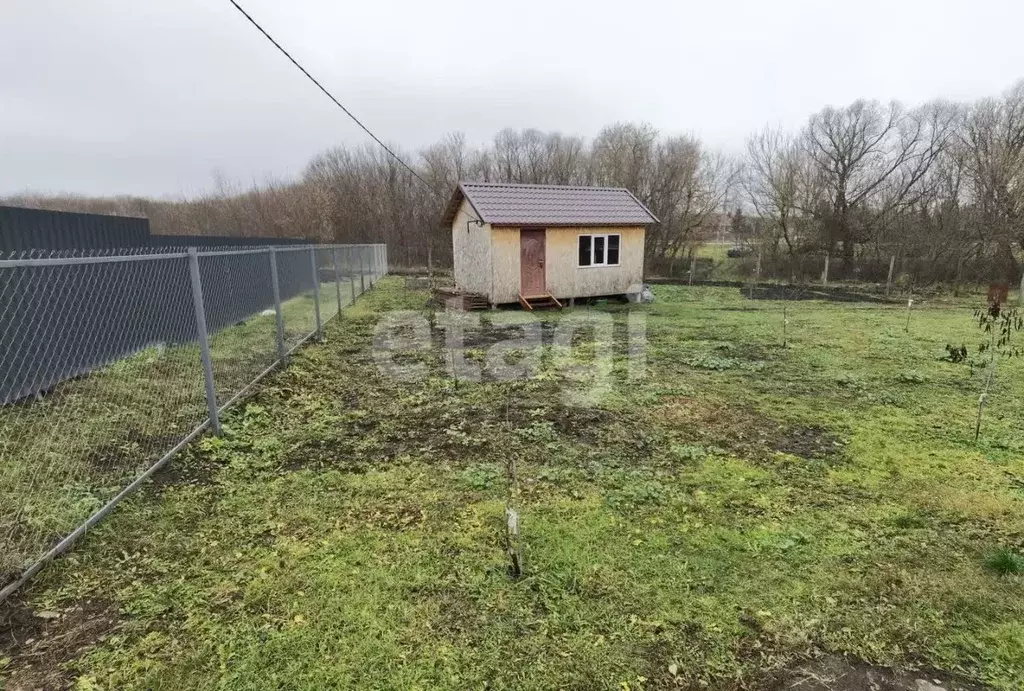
[442,182,658,309]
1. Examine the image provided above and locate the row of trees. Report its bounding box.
[745,82,1024,282]
[6,81,1023,282]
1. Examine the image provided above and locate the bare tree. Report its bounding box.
[744,126,807,265]
[802,100,950,268]
[421,132,469,193]
[7,88,1021,280]
[961,80,1024,278]
[591,124,736,266]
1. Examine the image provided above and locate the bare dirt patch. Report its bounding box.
[749,284,893,304]
[772,425,847,460]
[648,279,894,304]
[1,598,118,690]
[549,406,616,442]
[655,398,846,464]
[81,427,183,474]
[767,654,987,691]
[149,449,221,491]
[431,320,560,350]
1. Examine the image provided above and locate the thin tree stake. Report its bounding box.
[504,392,524,578]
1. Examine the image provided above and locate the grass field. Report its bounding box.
[2,277,1023,690]
[0,277,360,585]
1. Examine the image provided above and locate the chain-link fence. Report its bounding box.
[0,242,386,601]
[655,247,1024,299]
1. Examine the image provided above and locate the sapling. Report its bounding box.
[972,301,1023,441]
[503,391,524,578]
[943,344,968,364]
[780,283,807,347]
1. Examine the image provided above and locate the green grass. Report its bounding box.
[0,277,364,583]
[3,278,1023,690]
[693,242,732,263]
[986,548,1024,576]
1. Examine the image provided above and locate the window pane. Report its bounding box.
[578,235,592,266]
[594,236,605,264]
[607,235,620,265]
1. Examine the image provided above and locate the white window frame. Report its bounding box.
[578,233,621,268]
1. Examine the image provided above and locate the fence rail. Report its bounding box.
[654,248,1024,298]
[0,242,387,602]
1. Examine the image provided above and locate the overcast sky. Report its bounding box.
[3,0,1024,198]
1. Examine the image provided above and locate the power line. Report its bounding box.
[225,0,444,199]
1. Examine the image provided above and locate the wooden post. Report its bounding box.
[689,255,697,286]
[885,255,896,297]
[747,250,762,300]
[821,253,830,286]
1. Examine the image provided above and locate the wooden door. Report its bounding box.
[520,229,546,296]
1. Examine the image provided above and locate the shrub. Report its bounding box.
[985,548,1024,576]
[458,464,501,490]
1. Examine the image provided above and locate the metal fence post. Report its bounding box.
[187,248,221,436]
[886,255,896,297]
[268,247,287,362]
[310,246,322,339]
[369,245,375,286]
[359,247,366,294]
[349,247,357,304]
[332,247,343,316]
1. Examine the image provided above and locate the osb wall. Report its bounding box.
[490,227,521,303]
[487,226,645,303]
[451,200,492,295]
[546,227,645,300]
[455,221,646,304]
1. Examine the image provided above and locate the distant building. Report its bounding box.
[441,182,658,308]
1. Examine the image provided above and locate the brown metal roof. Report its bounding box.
[441,182,659,228]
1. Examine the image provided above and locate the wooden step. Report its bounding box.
[519,292,563,311]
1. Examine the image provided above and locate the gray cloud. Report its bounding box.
[3,0,1023,197]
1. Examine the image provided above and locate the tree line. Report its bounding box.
[5,80,1023,283]
[743,82,1024,284]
